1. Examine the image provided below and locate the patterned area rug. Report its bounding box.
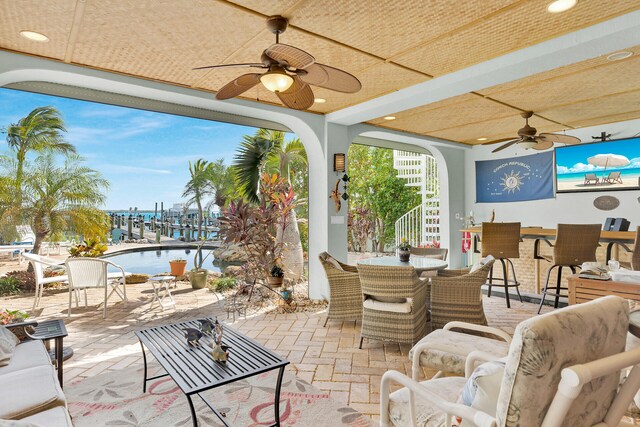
[66,364,372,426]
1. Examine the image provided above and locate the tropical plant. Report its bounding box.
[0,309,28,325]
[209,276,237,293]
[398,238,411,251]
[270,265,284,278]
[21,154,110,255]
[208,158,235,209]
[68,237,108,257]
[218,174,299,282]
[348,207,374,252]
[183,159,216,239]
[0,276,22,296]
[3,106,76,200]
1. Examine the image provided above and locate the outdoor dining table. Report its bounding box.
[356,256,448,274]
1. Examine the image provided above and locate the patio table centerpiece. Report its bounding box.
[398,238,411,262]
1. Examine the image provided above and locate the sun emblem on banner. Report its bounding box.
[500,170,523,193]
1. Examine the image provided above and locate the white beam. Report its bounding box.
[327,10,640,126]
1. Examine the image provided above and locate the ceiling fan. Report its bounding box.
[482,111,581,153]
[193,15,362,110]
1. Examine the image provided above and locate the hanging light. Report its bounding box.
[260,66,294,92]
[519,140,538,149]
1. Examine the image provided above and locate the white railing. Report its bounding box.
[395,198,441,248]
[393,151,441,249]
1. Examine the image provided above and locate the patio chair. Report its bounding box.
[604,170,623,184]
[410,247,448,261]
[607,226,640,271]
[480,222,523,308]
[65,258,128,319]
[357,264,428,348]
[429,260,494,330]
[22,253,68,311]
[584,173,599,185]
[318,252,363,327]
[381,296,640,427]
[110,228,123,245]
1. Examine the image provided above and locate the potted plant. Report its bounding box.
[169,258,187,277]
[398,238,411,262]
[267,265,285,288]
[189,240,213,289]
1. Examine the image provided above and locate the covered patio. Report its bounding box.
[1,1,640,426]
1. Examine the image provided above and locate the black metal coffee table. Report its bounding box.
[135,318,289,427]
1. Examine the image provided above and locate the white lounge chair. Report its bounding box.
[381,296,640,427]
[22,252,68,311]
[65,258,129,319]
[0,244,35,264]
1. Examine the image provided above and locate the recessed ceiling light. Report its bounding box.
[607,51,633,61]
[19,30,49,42]
[547,0,577,13]
[314,98,326,103]
[384,116,396,121]
[477,137,488,141]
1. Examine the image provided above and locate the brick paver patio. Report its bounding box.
[1,270,548,423]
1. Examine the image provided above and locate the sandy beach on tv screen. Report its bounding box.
[557,175,640,191]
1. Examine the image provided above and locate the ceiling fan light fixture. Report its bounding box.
[519,140,538,149]
[260,67,294,92]
[19,30,49,42]
[547,0,577,13]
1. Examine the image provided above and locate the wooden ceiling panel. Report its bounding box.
[225,0,302,17]
[489,56,640,113]
[539,90,640,125]
[392,0,640,76]
[368,96,517,135]
[289,0,517,59]
[567,109,640,130]
[72,0,265,86]
[478,45,640,96]
[0,0,76,60]
[367,93,481,125]
[428,114,562,145]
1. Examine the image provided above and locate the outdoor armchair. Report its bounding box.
[318,252,363,327]
[23,252,68,311]
[357,264,428,348]
[65,258,128,319]
[410,247,448,261]
[607,226,640,271]
[381,296,639,427]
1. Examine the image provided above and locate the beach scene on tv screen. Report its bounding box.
[556,137,640,193]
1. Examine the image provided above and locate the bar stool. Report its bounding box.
[606,226,640,270]
[536,223,601,314]
[480,222,523,308]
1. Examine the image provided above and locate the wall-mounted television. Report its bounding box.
[555,136,640,193]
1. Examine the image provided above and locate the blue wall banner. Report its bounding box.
[475,151,554,203]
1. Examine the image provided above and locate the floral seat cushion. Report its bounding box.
[409,329,510,375]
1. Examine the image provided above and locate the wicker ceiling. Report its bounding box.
[0,0,639,144]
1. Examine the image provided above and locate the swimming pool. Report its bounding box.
[102,247,227,275]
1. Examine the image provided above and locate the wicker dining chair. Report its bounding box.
[480,222,523,308]
[318,252,363,327]
[616,226,640,271]
[536,223,601,313]
[410,247,448,261]
[430,260,495,330]
[357,264,428,348]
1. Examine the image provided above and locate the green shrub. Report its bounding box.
[209,276,237,293]
[0,276,22,296]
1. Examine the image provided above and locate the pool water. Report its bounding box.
[103,247,222,275]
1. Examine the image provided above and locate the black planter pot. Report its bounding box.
[399,250,410,262]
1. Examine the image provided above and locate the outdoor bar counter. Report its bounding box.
[461,226,637,294]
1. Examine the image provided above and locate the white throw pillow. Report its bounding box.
[458,359,505,426]
[469,255,495,273]
[0,325,19,367]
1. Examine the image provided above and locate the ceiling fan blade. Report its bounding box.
[193,63,266,71]
[264,44,315,69]
[215,73,261,100]
[538,133,581,145]
[530,140,554,150]
[298,63,361,93]
[481,137,518,145]
[276,76,314,110]
[492,139,521,153]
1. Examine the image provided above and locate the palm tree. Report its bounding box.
[232,129,308,280]
[4,106,76,197]
[21,154,110,255]
[183,159,215,239]
[208,158,234,209]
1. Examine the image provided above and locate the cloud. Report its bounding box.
[77,106,130,119]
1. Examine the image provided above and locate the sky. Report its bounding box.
[555,137,640,174]
[0,88,267,210]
